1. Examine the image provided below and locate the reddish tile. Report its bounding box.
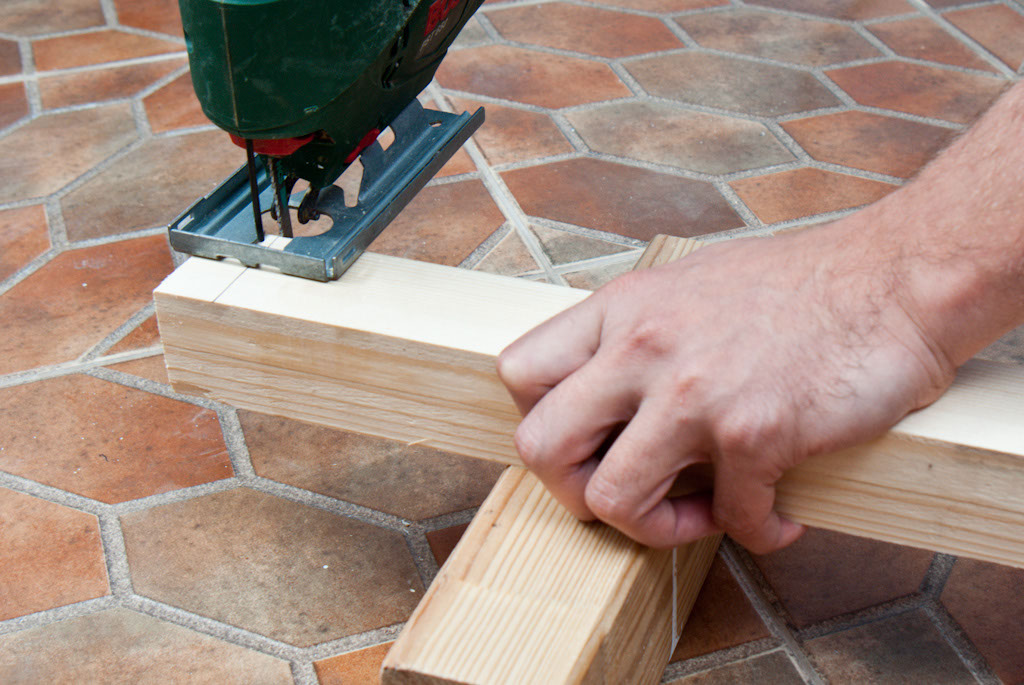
[827,61,1007,125]
[744,0,912,20]
[595,0,727,10]
[0,103,137,204]
[436,45,630,109]
[867,17,994,72]
[976,325,1024,366]
[567,101,793,174]
[108,316,162,354]
[122,488,425,646]
[61,129,241,240]
[369,178,504,265]
[671,556,769,661]
[533,224,634,265]
[626,52,839,117]
[0,82,28,130]
[473,229,540,276]
[667,651,802,684]
[941,558,1024,683]
[315,642,393,685]
[563,259,638,290]
[0,375,231,502]
[0,236,172,374]
[39,58,186,109]
[0,488,108,620]
[0,608,292,683]
[731,167,896,224]
[449,96,571,166]
[0,39,20,76]
[241,411,504,520]
[0,205,49,282]
[678,9,879,66]
[451,17,489,49]
[503,158,744,241]
[925,0,969,6]
[33,29,184,71]
[946,5,1024,71]
[751,528,932,627]
[114,0,184,37]
[143,71,211,133]
[782,111,955,178]
[488,2,681,58]
[426,523,470,566]
[805,610,974,682]
[0,0,104,36]
[110,355,170,384]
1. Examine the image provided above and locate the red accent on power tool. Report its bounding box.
[228,133,314,157]
[344,128,381,164]
[425,0,460,34]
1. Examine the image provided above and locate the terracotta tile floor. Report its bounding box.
[1,0,1022,682]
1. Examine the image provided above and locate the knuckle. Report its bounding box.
[495,345,529,391]
[712,501,762,541]
[512,420,544,468]
[584,477,633,524]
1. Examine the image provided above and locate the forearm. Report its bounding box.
[838,80,1024,367]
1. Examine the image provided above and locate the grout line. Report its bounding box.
[906,0,1017,78]
[216,407,258,479]
[80,301,157,361]
[97,512,134,596]
[660,640,785,682]
[0,596,118,638]
[0,347,165,390]
[0,469,106,516]
[921,598,1002,684]
[405,530,442,589]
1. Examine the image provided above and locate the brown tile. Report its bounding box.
[0,488,108,620]
[122,488,425,646]
[941,558,1024,682]
[626,52,840,117]
[436,45,630,109]
[782,111,955,178]
[33,29,184,71]
[0,0,104,36]
[110,355,170,384]
[827,61,1007,125]
[451,16,490,49]
[0,375,231,502]
[143,70,211,133]
[0,236,172,375]
[62,129,241,240]
[751,528,932,627]
[114,0,184,37]
[449,96,572,166]
[666,651,802,685]
[426,523,471,567]
[533,225,634,265]
[39,57,186,109]
[946,5,1024,71]
[926,0,970,6]
[976,325,1024,366]
[0,82,28,130]
[868,17,995,72]
[472,229,540,276]
[369,178,504,265]
[0,608,292,684]
[108,316,162,354]
[678,9,879,67]
[563,259,639,290]
[594,0,727,10]
[0,205,49,282]
[0,103,137,204]
[671,556,770,661]
[0,39,20,76]
[315,642,393,685]
[241,411,504,520]
[731,167,896,224]
[744,0,912,20]
[568,101,793,174]
[805,610,974,682]
[488,2,682,58]
[505,158,744,241]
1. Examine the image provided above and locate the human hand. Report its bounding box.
[497,225,956,554]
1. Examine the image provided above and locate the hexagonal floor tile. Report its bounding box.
[61,129,241,241]
[946,4,1024,71]
[0,103,137,204]
[114,0,184,38]
[0,487,108,620]
[32,29,184,71]
[472,228,541,277]
[0,204,49,282]
[502,158,744,240]
[677,9,879,67]
[744,0,912,20]
[826,61,1007,124]
[0,37,22,76]
[315,642,393,685]
[449,96,572,166]
[781,111,955,178]
[0,235,172,374]
[567,101,793,174]
[596,0,726,10]
[39,58,186,110]
[730,167,896,224]
[0,375,231,503]
[750,528,933,627]
[143,71,211,133]
[666,652,802,684]
[0,0,104,36]
[0,609,292,683]
[0,82,28,130]
[436,45,630,109]
[487,2,682,58]
[867,17,995,72]
[241,411,503,521]
[626,52,839,117]
[122,488,424,646]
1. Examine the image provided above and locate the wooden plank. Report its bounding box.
[154,239,1024,567]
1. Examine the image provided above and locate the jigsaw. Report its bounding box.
[168,0,485,280]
